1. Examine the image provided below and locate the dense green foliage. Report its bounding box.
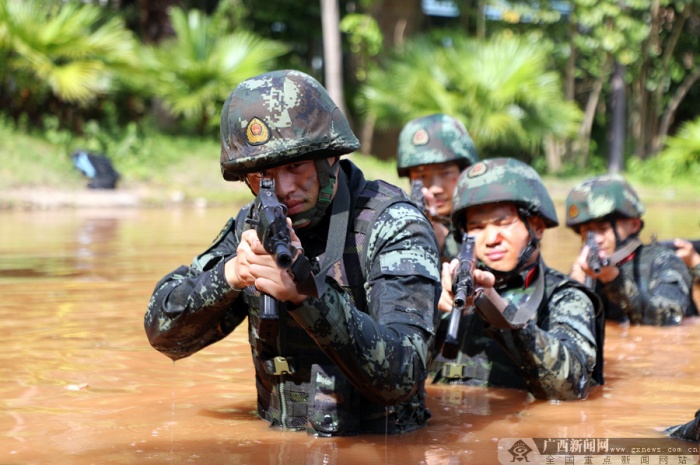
[129,7,288,134]
[359,32,582,163]
[2,0,700,189]
[628,118,700,183]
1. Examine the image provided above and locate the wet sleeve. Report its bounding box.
[602,250,691,326]
[144,219,249,360]
[287,203,441,406]
[492,287,597,401]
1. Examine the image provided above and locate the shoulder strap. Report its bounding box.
[609,237,642,264]
[352,180,412,277]
[473,262,546,330]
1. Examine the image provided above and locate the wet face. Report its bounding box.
[578,217,642,256]
[464,202,545,272]
[408,161,461,217]
[246,160,320,222]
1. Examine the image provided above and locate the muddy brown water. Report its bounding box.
[1,203,699,464]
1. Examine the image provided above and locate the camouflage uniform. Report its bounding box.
[144,70,441,436]
[397,114,479,262]
[431,159,601,401]
[667,409,700,442]
[431,265,600,400]
[566,175,694,326]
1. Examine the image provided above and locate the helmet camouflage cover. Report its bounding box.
[452,158,558,233]
[565,174,645,230]
[396,114,479,177]
[220,69,360,181]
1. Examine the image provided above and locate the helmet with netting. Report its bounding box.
[565,174,645,231]
[220,70,360,181]
[452,158,558,233]
[396,114,479,177]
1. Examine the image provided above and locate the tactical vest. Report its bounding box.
[233,165,430,436]
[431,264,604,392]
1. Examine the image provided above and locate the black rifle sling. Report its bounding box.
[473,262,546,330]
[290,169,350,297]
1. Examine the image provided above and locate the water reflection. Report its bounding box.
[0,206,699,465]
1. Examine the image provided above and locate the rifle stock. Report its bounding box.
[441,234,476,359]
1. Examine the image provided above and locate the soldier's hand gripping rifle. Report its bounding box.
[654,238,700,254]
[585,231,610,274]
[441,234,477,359]
[246,178,294,340]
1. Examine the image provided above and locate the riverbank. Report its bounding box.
[0,183,249,210]
[3,122,699,210]
[1,171,697,210]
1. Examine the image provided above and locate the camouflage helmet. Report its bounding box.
[452,158,558,233]
[565,174,645,230]
[396,114,479,177]
[220,70,360,181]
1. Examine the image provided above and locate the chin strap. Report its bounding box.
[608,218,643,265]
[469,208,547,330]
[289,158,339,229]
[287,168,350,298]
[481,207,539,285]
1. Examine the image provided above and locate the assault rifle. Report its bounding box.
[654,238,700,254]
[586,231,610,274]
[246,178,294,340]
[441,234,476,359]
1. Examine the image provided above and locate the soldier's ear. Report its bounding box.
[630,218,643,234]
[529,215,547,240]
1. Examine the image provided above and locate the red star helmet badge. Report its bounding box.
[245,117,270,145]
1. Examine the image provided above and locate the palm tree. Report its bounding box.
[130,7,289,134]
[0,0,135,111]
[358,33,582,168]
[635,117,700,182]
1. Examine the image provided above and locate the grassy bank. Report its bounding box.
[2,121,699,209]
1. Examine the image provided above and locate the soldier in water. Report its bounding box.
[396,114,479,262]
[566,175,695,325]
[434,158,603,399]
[144,70,441,436]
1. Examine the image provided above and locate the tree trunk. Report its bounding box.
[607,62,626,174]
[654,68,700,154]
[139,0,181,44]
[368,0,423,49]
[576,74,606,168]
[648,3,691,156]
[564,20,576,165]
[320,0,346,116]
[360,113,376,155]
[545,136,563,173]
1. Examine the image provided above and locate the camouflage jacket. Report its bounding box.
[599,243,693,326]
[430,260,599,401]
[144,160,441,436]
